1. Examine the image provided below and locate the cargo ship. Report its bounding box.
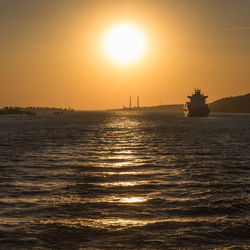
[184,89,210,117]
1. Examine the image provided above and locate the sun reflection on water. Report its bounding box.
[112,161,134,167]
[37,216,240,231]
[99,181,147,187]
[119,197,146,203]
[108,155,134,160]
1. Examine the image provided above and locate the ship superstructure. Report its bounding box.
[184,89,210,117]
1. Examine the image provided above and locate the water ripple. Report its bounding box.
[0,112,249,248]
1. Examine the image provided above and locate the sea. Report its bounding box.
[0,111,249,249]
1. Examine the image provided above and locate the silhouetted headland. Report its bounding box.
[209,93,250,113]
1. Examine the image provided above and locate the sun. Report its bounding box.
[104,23,146,65]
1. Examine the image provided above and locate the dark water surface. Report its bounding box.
[0,112,249,249]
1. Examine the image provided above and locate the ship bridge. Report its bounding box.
[188,89,208,106]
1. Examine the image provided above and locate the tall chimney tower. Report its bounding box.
[129,96,132,109]
[137,96,139,108]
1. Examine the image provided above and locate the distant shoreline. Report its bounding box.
[107,104,183,112]
[1,93,249,114]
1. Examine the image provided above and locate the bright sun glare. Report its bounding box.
[104,24,146,65]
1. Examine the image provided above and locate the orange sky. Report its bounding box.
[0,0,250,110]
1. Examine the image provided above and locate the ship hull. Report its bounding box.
[185,108,210,117]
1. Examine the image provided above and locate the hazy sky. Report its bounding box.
[1,0,250,109]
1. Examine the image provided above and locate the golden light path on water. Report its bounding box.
[74,115,150,230]
[76,114,154,229]
[99,181,148,187]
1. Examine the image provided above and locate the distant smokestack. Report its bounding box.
[137,96,139,108]
[129,96,132,109]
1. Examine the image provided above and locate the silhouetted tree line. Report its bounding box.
[0,106,74,114]
[18,106,74,113]
[209,93,250,113]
